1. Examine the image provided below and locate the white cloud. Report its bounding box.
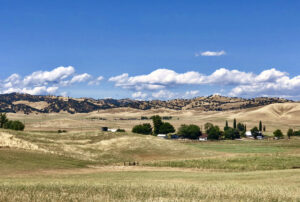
[152,90,176,99]
[3,86,58,95]
[23,66,75,86]
[0,66,103,95]
[132,91,148,100]
[70,73,91,84]
[195,50,226,57]
[109,68,255,90]
[88,76,104,85]
[185,90,199,97]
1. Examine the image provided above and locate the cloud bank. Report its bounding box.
[109,68,300,99]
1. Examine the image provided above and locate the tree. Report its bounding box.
[204,122,213,132]
[251,126,260,139]
[151,115,163,135]
[207,125,221,140]
[233,118,236,129]
[3,120,25,131]
[273,129,283,139]
[259,121,262,131]
[132,123,152,135]
[224,128,240,140]
[224,120,229,131]
[287,128,294,139]
[237,123,245,132]
[178,124,201,139]
[0,113,8,128]
[159,122,175,134]
[263,125,266,132]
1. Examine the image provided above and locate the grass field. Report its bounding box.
[1,111,300,201]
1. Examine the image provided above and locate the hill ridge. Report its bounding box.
[0,93,292,114]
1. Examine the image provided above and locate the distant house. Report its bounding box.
[157,134,167,139]
[108,128,118,133]
[256,132,264,139]
[199,134,208,141]
[245,131,252,138]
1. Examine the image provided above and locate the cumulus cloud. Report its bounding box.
[132,91,148,100]
[185,90,199,98]
[195,50,226,57]
[109,68,300,99]
[109,68,255,91]
[88,76,104,85]
[0,66,103,95]
[152,90,176,99]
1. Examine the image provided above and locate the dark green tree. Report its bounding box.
[178,124,201,139]
[0,113,8,128]
[263,125,266,132]
[132,123,152,135]
[224,128,240,140]
[233,118,237,129]
[224,120,229,131]
[151,115,163,135]
[259,121,262,131]
[273,129,283,139]
[207,125,221,140]
[237,123,245,132]
[251,126,260,139]
[204,122,213,132]
[159,122,175,134]
[3,120,25,131]
[287,128,294,139]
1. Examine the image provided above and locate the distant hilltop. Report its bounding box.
[0,93,292,114]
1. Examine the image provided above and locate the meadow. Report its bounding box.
[1,108,300,201]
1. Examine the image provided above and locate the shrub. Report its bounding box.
[273,129,283,139]
[132,123,152,135]
[58,130,67,133]
[178,124,201,139]
[3,120,25,131]
[117,129,125,132]
[159,122,175,134]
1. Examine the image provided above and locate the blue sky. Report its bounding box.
[1,0,300,99]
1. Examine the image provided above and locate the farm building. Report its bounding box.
[157,134,167,139]
[199,134,208,141]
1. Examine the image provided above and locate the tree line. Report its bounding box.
[132,115,292,140]
[0,113,25,131]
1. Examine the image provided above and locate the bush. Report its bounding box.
[273,129,283,139]
[178,124,201,139]
[159,122,175,134]
[58,129,67,133]
[132,123,152,135]
[3,120,25,131]
[117,129,125,132]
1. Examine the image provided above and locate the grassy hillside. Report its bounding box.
[1,128,300,201]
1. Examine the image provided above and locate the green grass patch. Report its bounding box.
[144,155,300,171]
[0,149,92,174]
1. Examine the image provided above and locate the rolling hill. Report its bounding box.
[0,93,292,114]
